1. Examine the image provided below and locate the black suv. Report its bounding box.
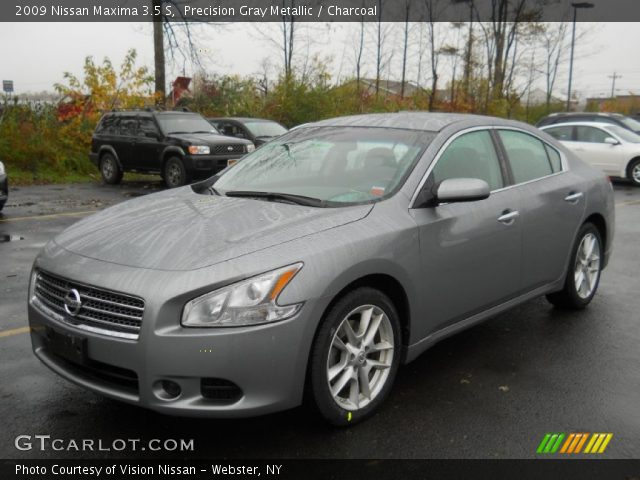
[536,112,640,135]
[89,111,255,188]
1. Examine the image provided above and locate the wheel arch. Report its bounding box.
[97,145,122,170]
[314,273,412,352]
[584,212,607,251]
[161,146,185,171]
[625,156,640,181]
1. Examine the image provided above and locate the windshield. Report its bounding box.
[156,114,218,134]
[619,116,640,132]
[214,126,434,205]
[604,125,640,143]
[244,121,288,138]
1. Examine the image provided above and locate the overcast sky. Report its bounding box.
[1,22,638,100]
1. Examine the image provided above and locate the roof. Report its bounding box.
[307,112,517,132]
[208,117,276,123]
[548,112,624,118]
[540,121,619,129]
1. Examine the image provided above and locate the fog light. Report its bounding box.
[153,380,181,400]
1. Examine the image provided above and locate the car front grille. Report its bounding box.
[34,271,145,340]
[211,144,245,154]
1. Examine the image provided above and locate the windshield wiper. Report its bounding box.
[225,191,325,207]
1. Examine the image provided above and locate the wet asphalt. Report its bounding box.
[0,179,639,460]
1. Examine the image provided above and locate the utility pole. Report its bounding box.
[608,72,622,98]
[566,2,594,111]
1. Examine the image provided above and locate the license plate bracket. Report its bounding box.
[46,327,87,365]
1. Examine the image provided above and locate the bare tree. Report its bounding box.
[400,0,411,98]
[425,0,445,111]
[541,21,570,110]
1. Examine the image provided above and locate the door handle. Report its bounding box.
[564,191,584,203]
[497,209,520,225]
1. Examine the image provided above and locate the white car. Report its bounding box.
[541,122,640,186]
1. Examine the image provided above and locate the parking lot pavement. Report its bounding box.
[1,180,639,459]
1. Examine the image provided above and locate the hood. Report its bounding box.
[53,188,372,271]
[167,132,251,146]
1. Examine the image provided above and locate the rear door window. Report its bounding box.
[498,130,554,184]
[575,126,609,143]
[118,116,138,137]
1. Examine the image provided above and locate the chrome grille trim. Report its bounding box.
[33,270,145,340]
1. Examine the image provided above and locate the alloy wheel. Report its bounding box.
[102,157,115,180]
[166,163,183,187]
[326,305,394,411]
[632,163,640,184]
[574,232,601,299]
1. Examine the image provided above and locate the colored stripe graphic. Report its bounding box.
[538,433,613,454]
[585,433,613,454]
[537,433,565,454]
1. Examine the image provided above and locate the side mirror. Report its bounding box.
[604,137,619,145]
[235,133,246,139]
[435,178,491,204]
[145,131,160,139]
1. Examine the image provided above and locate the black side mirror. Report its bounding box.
[145,131,160,139]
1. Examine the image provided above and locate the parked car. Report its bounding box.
[89,110,255,188]
[29,113,614,425]
[208,117,288,146]
[541,122,640,186]
[0,161,7,211]
[536,112,640,135]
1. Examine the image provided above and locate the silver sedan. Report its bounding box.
[28,113,614,425]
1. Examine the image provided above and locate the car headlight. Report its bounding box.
[0,161,5,175]
[246,143,256,153]
[181,263,303,327]
[28,269,38,303]
[188,145,210,155]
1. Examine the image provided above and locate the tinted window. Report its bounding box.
[139,117,159,136]
[575,126,609,143]
[544,145,563,173]
[433,131,504,191]
[498,130,553,184]
[544,125,573,142]
[97,115,118,134]
[118,117,138,136]
[244,121,288,138]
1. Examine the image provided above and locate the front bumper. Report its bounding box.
[184,154,245,176]
[28,294,315,418]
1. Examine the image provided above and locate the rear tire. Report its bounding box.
[546,223,602,309]
[100,153,123,185]
[627,158,640,187]
[163,157,189,188]
[309,287,401,426]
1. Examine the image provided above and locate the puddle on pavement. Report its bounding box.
[123,192,144,198]
[0,235,24,243]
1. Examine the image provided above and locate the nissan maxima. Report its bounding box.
[28,113,614,425]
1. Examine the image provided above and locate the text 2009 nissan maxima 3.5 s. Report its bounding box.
[28,113,614,425]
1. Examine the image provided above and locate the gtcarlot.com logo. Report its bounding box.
[536,433,613,455]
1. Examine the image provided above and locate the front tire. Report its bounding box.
[309,287,401,426]
[100,153,123,185]
[163,157,189,188]
[627,158,640,186]
[546,223,602,309]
